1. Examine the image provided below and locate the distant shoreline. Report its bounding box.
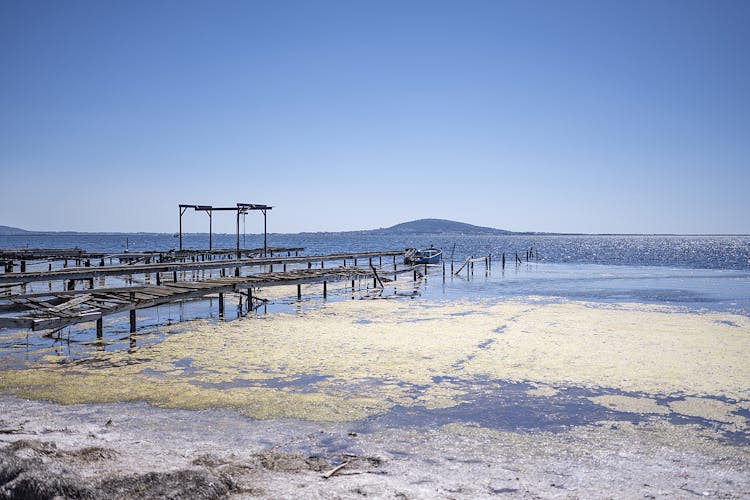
[2,230,748,237]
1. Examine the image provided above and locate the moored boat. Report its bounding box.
[404,246,443,265]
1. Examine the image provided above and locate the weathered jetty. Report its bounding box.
[0,250,403,287]
[0,266,383,331]
[0,249,409,333]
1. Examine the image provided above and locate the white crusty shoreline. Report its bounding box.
[2,394,749,499]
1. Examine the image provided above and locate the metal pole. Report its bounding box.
[263,209,268,257]
[236,209,240,259]
[178,206,183,250]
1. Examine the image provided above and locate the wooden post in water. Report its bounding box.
[297,284,302,300]
[156,273,161,286]
[502,253,506,269]
[96,317,103,338]
[129,292,136,333]
[173,271,177,282]
[218,293,224,317]
[20,261,26,273]
[323,281,327,298]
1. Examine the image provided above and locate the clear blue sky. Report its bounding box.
[1,0,748,234]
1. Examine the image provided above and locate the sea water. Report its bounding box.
[2,232,749,314]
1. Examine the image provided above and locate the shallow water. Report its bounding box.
[2,233,750,445]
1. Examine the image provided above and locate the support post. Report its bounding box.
[96,317,103,338]
[219,292,224,317]
[129,292,136,333]
[323,281,327,298]
[179,205,183,251]
[297,284,302,300]
[236,208,241,259]
[263,209,268,257]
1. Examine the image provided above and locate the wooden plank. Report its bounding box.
[48,294,93,313]
[0,317,35,329]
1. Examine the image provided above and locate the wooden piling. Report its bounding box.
[323,281,327,298]
[96,317,103,337]
[218,292,224,317]
[297,284,302,300]
[129,292,136,333]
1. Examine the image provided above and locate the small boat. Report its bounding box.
[404,247,443,265]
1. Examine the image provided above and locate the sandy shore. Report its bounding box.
[2,296,750,497]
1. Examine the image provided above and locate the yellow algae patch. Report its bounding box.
[466,301,750,400]
[588,395,670,415]
[1,298,749,421]
[669,398,749,431]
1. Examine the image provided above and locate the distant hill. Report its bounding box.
[0,225,30,235]
[373,218,512,235]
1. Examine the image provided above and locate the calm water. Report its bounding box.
[2,232,750,317]
[2,232,749,270]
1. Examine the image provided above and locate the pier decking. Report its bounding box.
[0,249,410,333]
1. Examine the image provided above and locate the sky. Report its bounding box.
[1,0,749,234]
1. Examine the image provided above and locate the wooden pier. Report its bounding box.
[0,250,404,287]
[0,249,409,333]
